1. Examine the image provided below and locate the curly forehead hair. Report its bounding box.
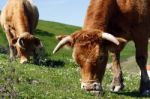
[72,29,103,44]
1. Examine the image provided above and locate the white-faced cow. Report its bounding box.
[53,0,150,95]
[0,0,43,64]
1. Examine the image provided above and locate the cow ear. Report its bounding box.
[34,37,43,47]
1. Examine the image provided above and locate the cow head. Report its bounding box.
[12,32,43,64]
[53,29,119,93]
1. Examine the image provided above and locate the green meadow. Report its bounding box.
[0,20,149,99]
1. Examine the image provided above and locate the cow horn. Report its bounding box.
[53,36,72,54]
[17,38,25,49]
[102,32,119,45]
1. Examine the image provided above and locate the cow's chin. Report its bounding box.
[81,81,103,95]
[20,57,28,64]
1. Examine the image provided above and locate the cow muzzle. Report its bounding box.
[20,57,28,64]
[81,80,103,94]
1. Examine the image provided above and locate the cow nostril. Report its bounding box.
[93,83,98,90]
[81,85,90,91]
[81,85,85,89]
[93,83,97,87]
[82,85,84,88]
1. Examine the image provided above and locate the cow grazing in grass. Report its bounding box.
[53,0,150,95]
[0,0,43,64]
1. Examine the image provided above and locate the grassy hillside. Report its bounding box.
[0,20,149,98]
[0,20,136,61]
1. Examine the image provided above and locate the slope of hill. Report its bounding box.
[0,20,80,59]
[0,20,149,98]
[0,20,136,60]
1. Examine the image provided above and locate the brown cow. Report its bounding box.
[0,0,43,64]
[53,0,150,95]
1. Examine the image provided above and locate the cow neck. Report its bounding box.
[83,0,114,31]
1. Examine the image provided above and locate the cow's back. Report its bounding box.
[115,0,150,26]
[83,0,150,39]
[0,0,39,35]
[110,0,150,39]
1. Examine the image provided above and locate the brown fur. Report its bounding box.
[56,0,150,94]
[82,0,150,93]
[0,0,42,64]
[72,30,108,82]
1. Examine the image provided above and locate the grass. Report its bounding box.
[0,20,149,98]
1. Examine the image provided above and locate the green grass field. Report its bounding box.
[0,20,149,99]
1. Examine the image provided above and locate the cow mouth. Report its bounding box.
[81,81,103,95]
